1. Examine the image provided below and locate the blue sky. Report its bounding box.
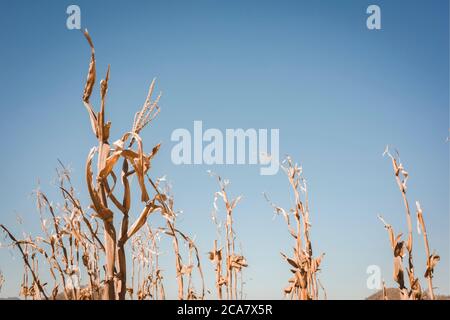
[0,0,448,299]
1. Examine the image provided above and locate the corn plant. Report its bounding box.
[264,156,324,300]
[0,30,210,301]
[208,172,247,300]
[130,225,165,300]
[145,177,206,300]
[0,166,103,300]
[378,147,440,300]
[80,29,165,300]
[0,30,165,300]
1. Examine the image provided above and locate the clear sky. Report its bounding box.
[0,0,448,299]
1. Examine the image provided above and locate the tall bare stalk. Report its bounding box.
[379,147,439,300]
[147,176,206,300]
[415,201,440,300]
[130,225,165,300]
[265,156,324,300]
[208,173,247,300]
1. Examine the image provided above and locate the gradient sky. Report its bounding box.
[0,0,448,299]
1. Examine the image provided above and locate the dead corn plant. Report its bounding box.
[0,165,103,300]
[0,30,165,300]
[148,177,206,300]
[264,156,324,300]
[80,29,165,300]
[208,172,248,300]
[1,226,49,300]
[129,224,165,300]
[378,147,440,300]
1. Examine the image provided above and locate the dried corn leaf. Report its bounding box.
[82,30,96,103]
[281,252,298,269]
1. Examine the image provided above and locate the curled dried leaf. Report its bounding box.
[82,30,96,104]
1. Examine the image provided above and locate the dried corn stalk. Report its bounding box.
[264,156,325,300]
[130,225,165,300]
[81,30,163,299]
[379,147,439,300]
[0,226,49,300]
[147,176,206,300]
[0,30,164,300]
[1,166,105,300]
[208,172,247,300]
[416,201,440,300]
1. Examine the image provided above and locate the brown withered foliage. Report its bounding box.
[0,30,204,301]
[1,166,103,300]
[264,156,325,300]
[378,147,440,300]
[81,29,163,300]
[148,177,206,300]
[0,30,444,302]
[208,172,247,300]
[0,30,166,300]
[129,225,165,300]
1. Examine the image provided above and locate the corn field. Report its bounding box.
[0,31,444,300]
